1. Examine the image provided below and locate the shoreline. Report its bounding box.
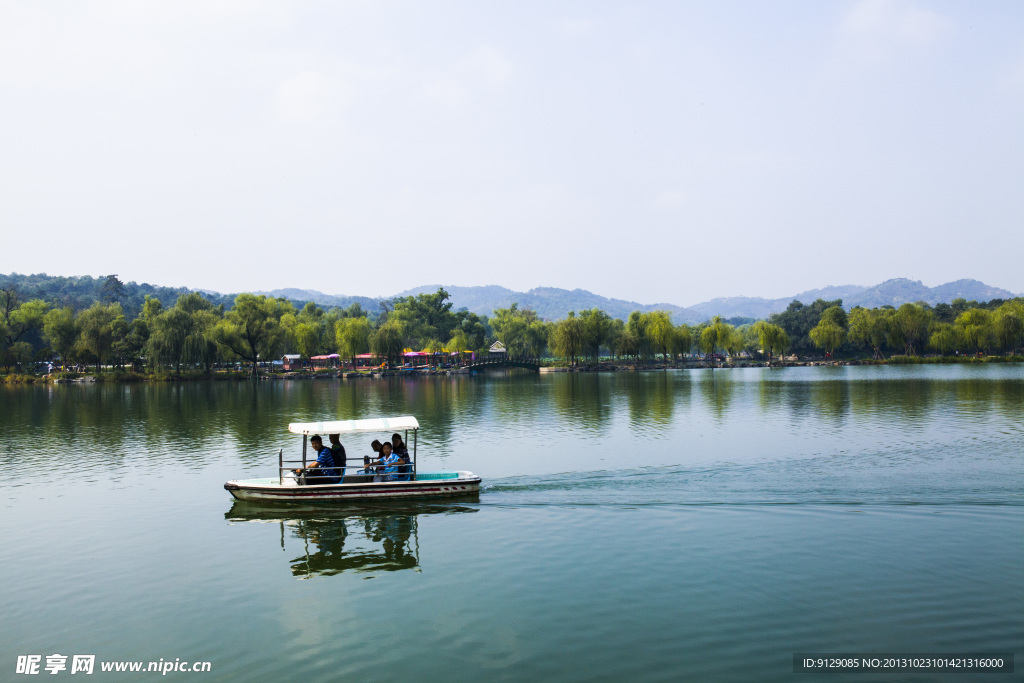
[4,355,1022,384]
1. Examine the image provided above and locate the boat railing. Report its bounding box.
[277,448,416,484]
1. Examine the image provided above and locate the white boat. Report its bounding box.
[224,415,481,503]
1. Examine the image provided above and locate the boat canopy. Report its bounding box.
[288,416,420,435]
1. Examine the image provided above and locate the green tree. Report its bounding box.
[646,311,674,362]
[893,303,932,356]
[43,307,79,366]
[336,316,372,368]
[626,311,653,361]
[848,307,886,359]
[993,301,1024,354]
[549,312,584,365]
[671,324,693,360]
[955,308,993,354]
[2,295,48,370]
[77,302,126,372]
[769,298,843,354]
[579,308,614,362]
[808,306,847,357]
[215,294,292,378]
[809,320,846,357]
[525,320,550,358]
[389,288,458,349]
[751,321,789,363]
[447,329,469,356]
[117,318,151,371]
[698,316,734,357]
[490,304,538,357]
[928,322,959,356]
[369,320,405,367]
[8,340,33,370]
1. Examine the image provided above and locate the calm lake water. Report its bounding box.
[1,365,1021,681]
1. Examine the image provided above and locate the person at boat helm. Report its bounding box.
[294,435,341,485]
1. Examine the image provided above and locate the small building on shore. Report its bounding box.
[488,341,507,357]
[282,354,302,371]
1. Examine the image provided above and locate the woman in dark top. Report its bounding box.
[391,433,411,478]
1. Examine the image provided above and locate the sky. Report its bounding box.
[1,1,1022,306]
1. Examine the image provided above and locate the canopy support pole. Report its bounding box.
[302,435,307,469]
[279,448,283,484]
[412,429,417,481]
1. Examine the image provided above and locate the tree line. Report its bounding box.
[2,282,1022,376]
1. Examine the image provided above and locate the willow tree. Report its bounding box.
[809,320,845,357]
[809,305,847,358]
[626,311,653,361]
[928,322,959,356]
[671,324,693,360]
[77,302,126,372]
[149,294,221,372]
[848,307,886,359]
[447,329,469,356]
[369,320,405,367]
[216,294,292,378]
[579,308,614,362]
[699,316,734,357]
[993,301,1024,354]
[752,321,788,363]
[336,316,372,368]
[955,308,993,354]
[646,311,674,362]
[549,312,584,366]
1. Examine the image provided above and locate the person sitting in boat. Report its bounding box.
[365,441,403,482]
[391,433,411,480]
[328,433,347,475]
[363,439,383,475]
[294,435,341,485]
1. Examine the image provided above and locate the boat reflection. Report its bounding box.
[225,498,479,578]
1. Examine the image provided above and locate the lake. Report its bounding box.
[1,365,1021,681]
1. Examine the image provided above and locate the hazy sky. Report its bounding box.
[1,1,1021,306]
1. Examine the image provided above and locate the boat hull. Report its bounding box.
[225,471,481,503]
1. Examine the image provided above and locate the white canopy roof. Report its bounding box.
[288,416,420,435]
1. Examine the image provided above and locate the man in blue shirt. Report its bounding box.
[294,435,341,485]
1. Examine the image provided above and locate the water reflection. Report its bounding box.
[623,372,683,431]
[2,367,1022,477]
[551,374,613,432]
[225,500,479,578]
[695,370,735,421]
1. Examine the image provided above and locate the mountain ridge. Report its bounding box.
[2,273,1016,323]
[267,278,1018,323]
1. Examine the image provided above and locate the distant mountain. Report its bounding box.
[254,288,379,311]
[393,284,690,322]
[4,273,1017,324]
[393,279,1017,323]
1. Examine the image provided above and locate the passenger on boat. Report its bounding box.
[366,442,402,482]
[328,434,347,474]
[294,435,341,485]
[391,433,411,480]
[364,439,383,475]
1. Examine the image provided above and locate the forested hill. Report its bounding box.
[0,273,236,320]
[2,273,1017,324]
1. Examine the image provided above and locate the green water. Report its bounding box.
[1,366,1022,681]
